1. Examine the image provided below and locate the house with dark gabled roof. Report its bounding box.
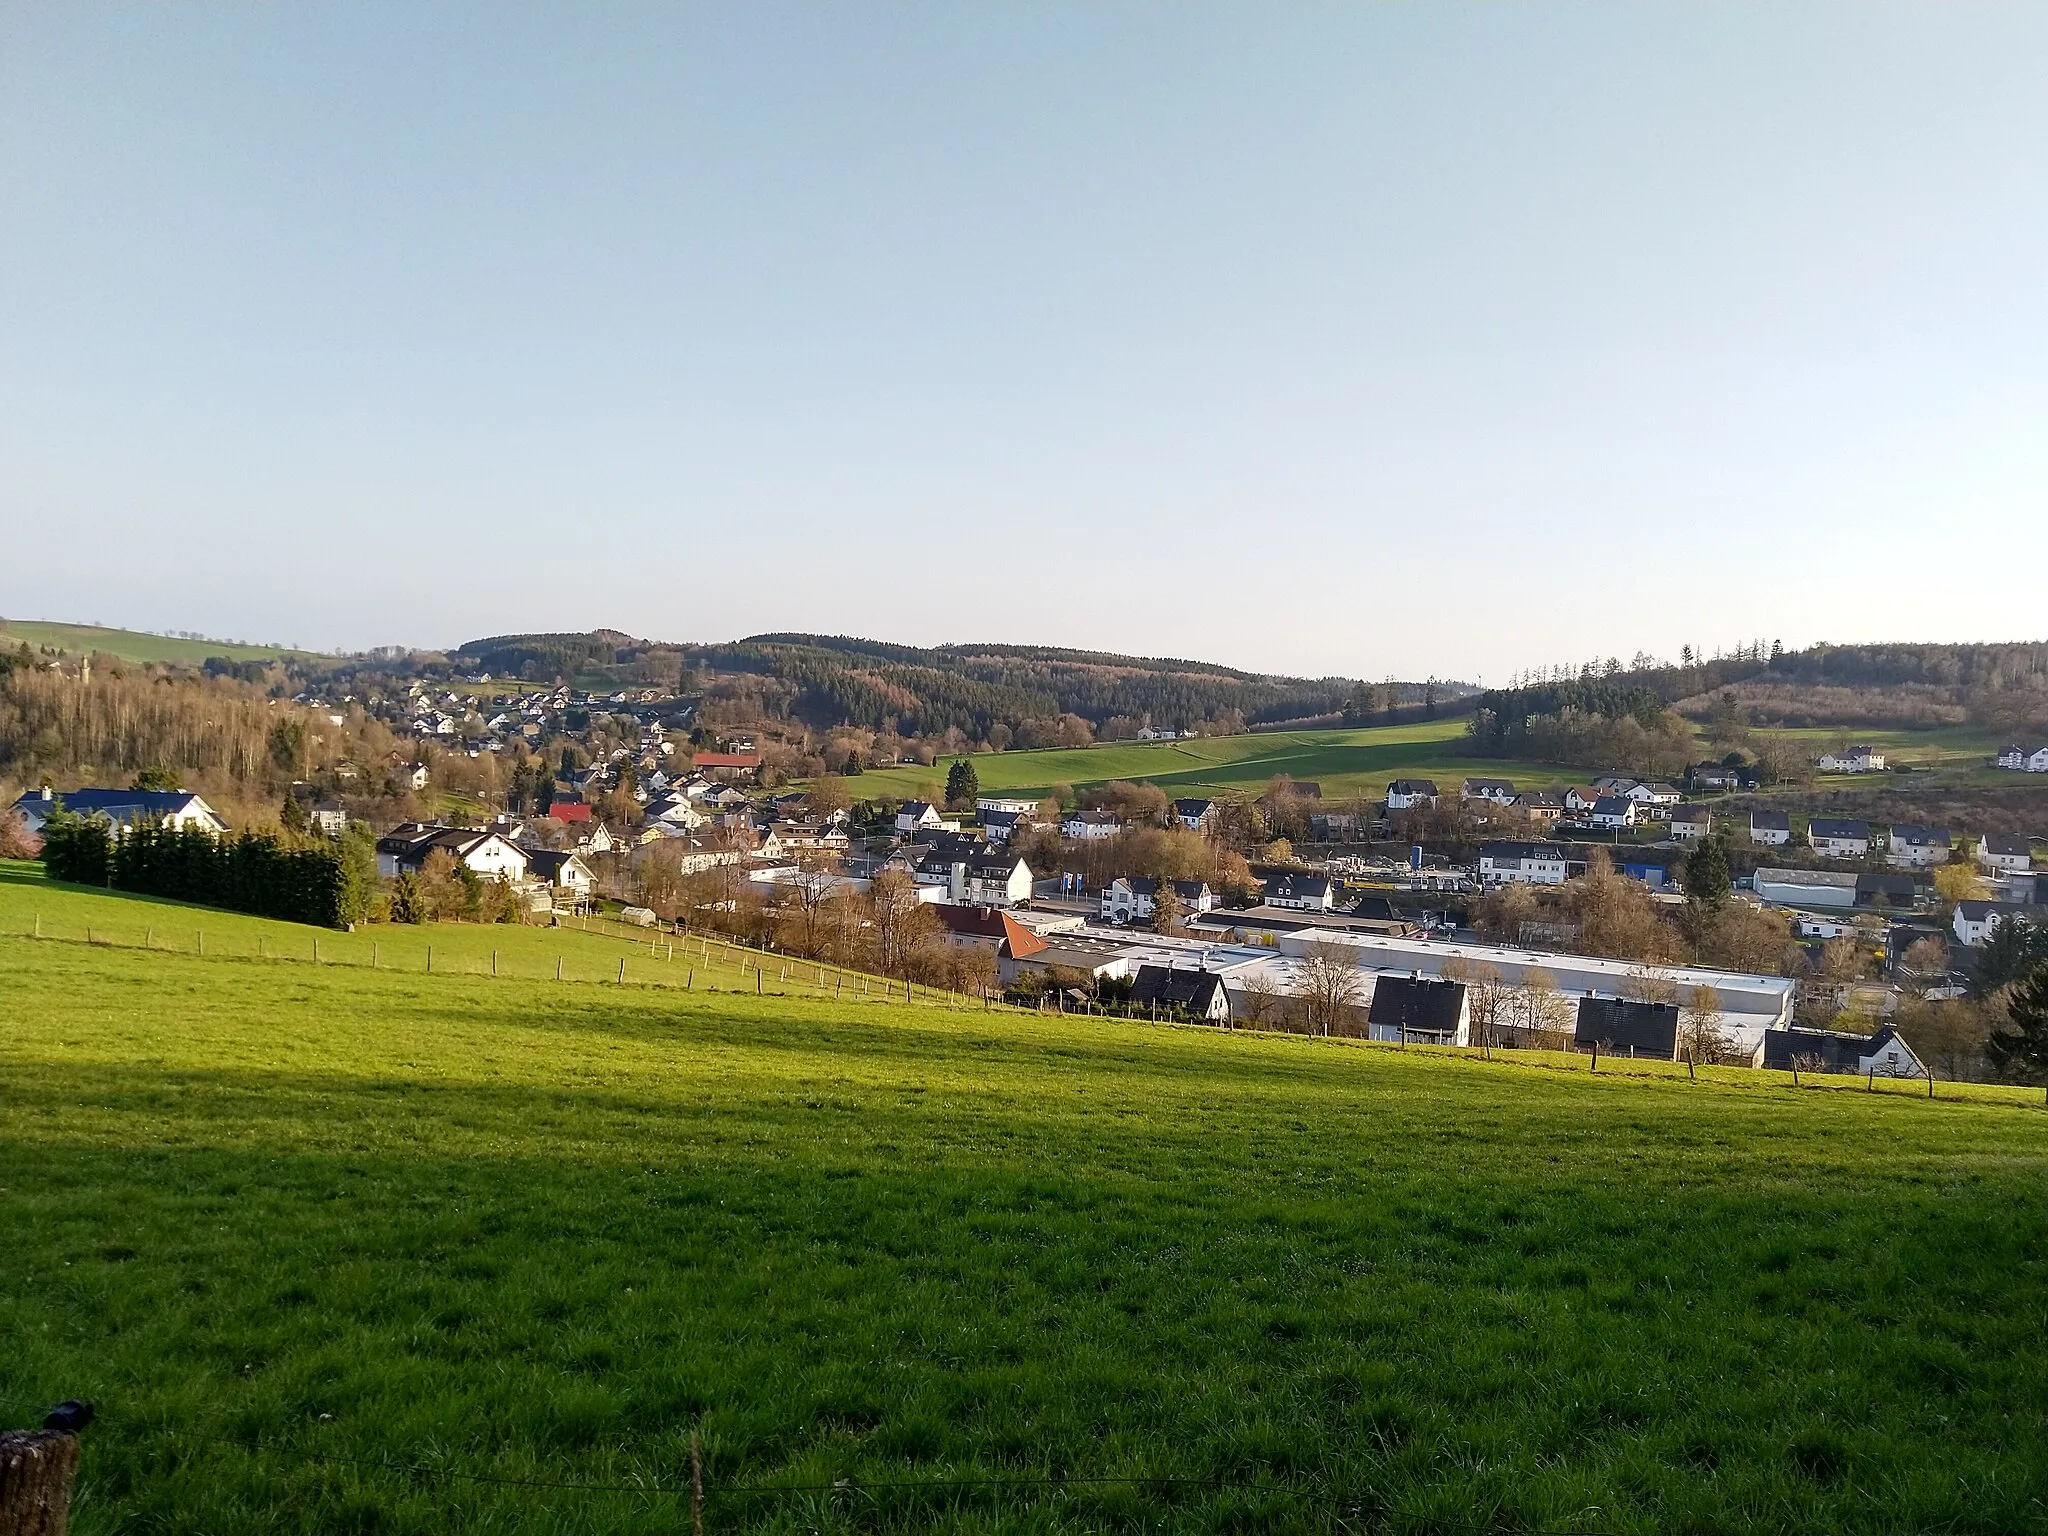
[1762,1024,1923,1078]
[1461,778,1518,804]
[11,785,227,838]
[1262,871,1335,911]
[1173,798,1216,830]
[1478,842,1568,886]
[1953,900,2035,948]
[1749,809,1791,846]
[1977,834,2035,875]
[1098,876,1216,924]
[1887,824,1951,869]
[1366,975,1469,1045]
[1386,779,1439,810]
[375,823,530,883]
[1127,965,1232,1022]
[1807,818,1871,858]
[1574,997,1678,1059]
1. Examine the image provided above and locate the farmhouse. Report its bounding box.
[11,785,228,838]
[1513,791,1565,824]
[1817,746,1886,774]
[1994,745,2048,772]
[375,824,530,883]
[934,905,1047,963]
[1386,779,1440,810]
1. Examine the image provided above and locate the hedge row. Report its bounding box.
[41,812,371,929]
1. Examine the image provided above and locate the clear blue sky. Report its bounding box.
[3,4,2044,683]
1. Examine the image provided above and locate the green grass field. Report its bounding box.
[852,720,1570,803]
[0,619,310,667]
[4,869,2048,1534]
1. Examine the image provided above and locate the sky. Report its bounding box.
[2,4,2045,684]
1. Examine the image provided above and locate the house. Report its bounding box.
[1366,975,1469,1045]
[691,752,760,779]
[1593,774,1639,795]
[1689,765,1744,792]
[569,821,617,856]
[1477,841,1569,886]
[979,809,1025,844]
[375,824,530,883]
[1059,811,1121,841]
[308,801,349,838]
[977,796,1040,818]
[643,795,707,830]
[1564,787,1605,815]
[1625,781,1683,813]
[1098,876,1216,924]
[1460,778,1518,805]
[522,849,596,901]
[1669,806,1713,842]
[1514,791,1566,824]
[1749,810,1792,846]
[1574,997,1678,1059]
[961,851,1034,907]
[1761,1024,1924,1078]
[1953,900,2035,948]
[1262,872,1336,911]
[1818,746,1886,774]
[1888,825,1952,869]
[1978,834,2035,875]
[934,905,1048,963]
[1173,798,1216,831]
[1808,818,1872,859]
[1386,779,1440,810]
[896,801,945,836]
[403,762,430,790]
[1995,745,2048,772]
[1127,965,1232,1022]
[1590,796,1638,829]
[10,786,229,839]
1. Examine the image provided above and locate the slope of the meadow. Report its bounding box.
[0,619,308,666]
[2,876,2046,1534]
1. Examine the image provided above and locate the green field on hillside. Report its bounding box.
[851,720,1570,803]
[4,872,2047,1533]
[0,619,311,667]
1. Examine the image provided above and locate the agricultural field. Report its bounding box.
[5,870,2048,1533]
[1747,725,2004,778]
[848,720,1568,804]
[0,619,310,668]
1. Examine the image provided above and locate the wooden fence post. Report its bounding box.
[1,1400,92,1536]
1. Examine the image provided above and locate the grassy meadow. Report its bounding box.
[850,720,1567,803]
[0,619,309,667]
[4,870,2047,1533]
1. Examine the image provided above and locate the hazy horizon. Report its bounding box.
[5,5,2045,681]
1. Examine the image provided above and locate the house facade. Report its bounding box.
[1477,841,1569,886]
[1098,876,1217,924]
[11,786,228,839]
[1978,834,2035,875]
[1590,796,1638,829]
[1386,779,1440,810]
[1262,872,1335,910]
[1669,807,1713,842]
[1807,818,1872,859]
[1888,825,1952,869]
[1460,778,1518,805]
[376,824,531,883]
[1750,811,1792,846]
[1817,746,1886,774]
[1953,901,2034,948]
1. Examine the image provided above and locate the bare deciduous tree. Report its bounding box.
[1292,940,1365,1036]
[1678,983,1729,1064]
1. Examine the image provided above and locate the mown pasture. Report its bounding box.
[3,871,2047,1534]
[0,619,307,667]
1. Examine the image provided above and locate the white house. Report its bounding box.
[1385,779,1440,810]
[1953,900,2034,948]
[403,762,431,790]
[523,848,596,900]
[1625,781,1683,811]
[1590,796,1638,829]
[1460,778,1518,805]
[1888,825,1951,869]
[1818,746,1886,774]
[896,801,946,835]
[1098,876,1217,924]
[10,786,229,839]
[1994,745,2048,773]
[977,796,1040,818]
[308,801,349,838]
[1978,834,2035,875]
[961,851,1034,907]
[1060,811,1122,841]
[1669,806,1713,843]
[1263,871,1336,910]
[1592,775,1640,796]
[1173,798,1216,831]
[1477,841,1569,886]
[1749,810,1792,846]
[375,824,530,883]
[1564,787,1605,815]
[1807,818,1872,859]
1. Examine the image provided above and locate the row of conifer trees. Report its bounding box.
[40,811,372,929]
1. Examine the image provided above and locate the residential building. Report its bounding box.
[1514,791,1566,824]
[1953,901,2035,948]
[1263,872,1336,910]
[1172,798,1216,831]
[1668,806,1713,842]
[1978,834,2035,875]
[1807,818,1872,859]
[1888,824,1952,869]
[375,824,530,883]
[403,762,430,790]
[1625,781,1683,812]
[1761,1025,1924,1078]
[979,809,1025,844]
[1574,997,1678,1059]
[10,786,229,839]
[1593,774,1639,795]
[1817,746,1886,774]
[1477,841,1569,886]
[896,801,945,836]
[1366,975,1469,1045]
[1460,778,1518,805]
[1749,810,1792,846]
[691,752,760,780]
[308,801,348,838]
[523,849,596,902]
[1386,779,1440,810]
[1060,810,1122,841]
[1564,787,1605,814]
[934,905,1048,964]
[1127,965,1232,1022]
[1994,745,2048,772]
[1589,796,1638,829]
[1098,876,1217,924]
[977,796,1040,818]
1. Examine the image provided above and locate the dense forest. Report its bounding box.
[447,630,1470,740]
